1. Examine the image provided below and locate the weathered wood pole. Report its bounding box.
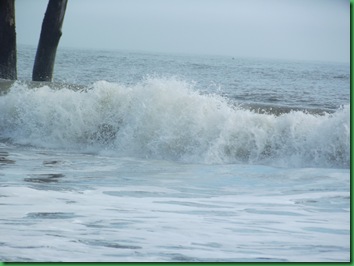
[32,0,68,81]
[0,0,17,80]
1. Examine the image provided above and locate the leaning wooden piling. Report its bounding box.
[32,0,68,82]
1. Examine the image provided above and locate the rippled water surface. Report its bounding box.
[0,46,350,262]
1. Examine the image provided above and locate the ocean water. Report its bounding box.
[0,45,350,262]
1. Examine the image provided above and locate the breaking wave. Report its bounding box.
[0,78,349,168]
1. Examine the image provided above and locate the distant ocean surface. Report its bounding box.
[0,45,350,262]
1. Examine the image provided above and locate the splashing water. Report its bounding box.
[0,77,349,168]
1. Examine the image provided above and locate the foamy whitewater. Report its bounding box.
[0,45,350,262]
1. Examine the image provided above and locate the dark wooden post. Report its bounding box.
[0,0,17,80]
[32,0,68,82]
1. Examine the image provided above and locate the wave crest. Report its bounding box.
[0,78,349,168]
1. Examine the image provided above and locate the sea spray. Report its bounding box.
[0,78,349,168]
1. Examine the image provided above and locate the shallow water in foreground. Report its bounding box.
[0,143,349,262]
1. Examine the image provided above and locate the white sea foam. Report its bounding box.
[0,156,350,262]
[0,78,349,168]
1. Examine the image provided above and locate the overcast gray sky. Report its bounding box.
[16,0,349,63]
